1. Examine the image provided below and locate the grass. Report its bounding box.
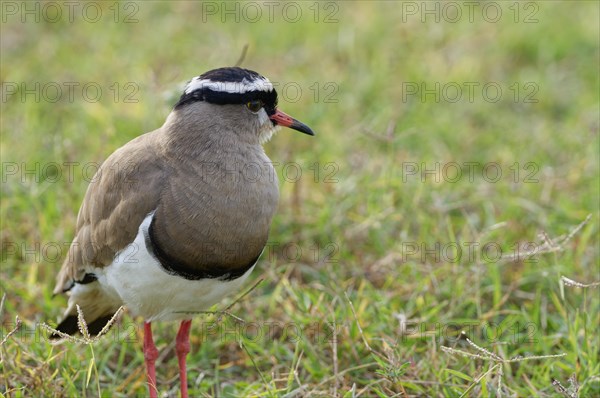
[1,1,599,397]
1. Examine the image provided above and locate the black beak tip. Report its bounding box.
[291,121,315,136]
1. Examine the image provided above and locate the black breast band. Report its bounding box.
[144,215,260,281]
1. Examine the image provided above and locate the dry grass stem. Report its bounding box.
[40,306,125,344]
[500,215,591,262]
[0,315,22,346]
[561,276,600,289]
[443,332,567,396]
[174,278,264,324]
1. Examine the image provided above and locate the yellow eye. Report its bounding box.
[246,100,263,113]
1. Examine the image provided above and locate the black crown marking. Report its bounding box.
[174,67,278,114]
[199,67,266,84]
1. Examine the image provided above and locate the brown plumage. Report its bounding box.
[51,67,314,398]
[54,101,280,328]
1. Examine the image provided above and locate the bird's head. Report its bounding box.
[174,67,314,144]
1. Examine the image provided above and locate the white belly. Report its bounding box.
[96,213,255,322]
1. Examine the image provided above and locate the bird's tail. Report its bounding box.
[51,281,122,339]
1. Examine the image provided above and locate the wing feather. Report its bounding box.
[54,130,165,294]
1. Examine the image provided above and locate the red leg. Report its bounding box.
[176,319,192,398]
[143,322,159,398]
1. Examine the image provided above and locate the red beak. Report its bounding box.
[269,109,315,136]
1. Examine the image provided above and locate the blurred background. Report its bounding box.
[1,1,598,396]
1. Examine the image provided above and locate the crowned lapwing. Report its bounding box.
[52,67,314,397]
